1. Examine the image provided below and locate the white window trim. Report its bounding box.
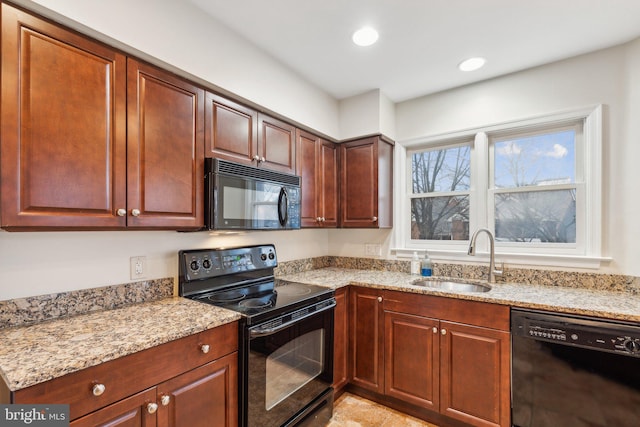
[391,105,609,269]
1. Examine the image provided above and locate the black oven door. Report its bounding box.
[246,301,335,427]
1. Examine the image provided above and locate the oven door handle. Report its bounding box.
[249,300,336,338]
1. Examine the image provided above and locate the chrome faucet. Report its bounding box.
[467,228,503,283]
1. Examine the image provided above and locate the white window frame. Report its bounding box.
[392,105,606,269]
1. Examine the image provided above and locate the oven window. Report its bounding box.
[265,329,324,410]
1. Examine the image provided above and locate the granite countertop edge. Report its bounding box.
[278,268,640,323]
[0,297,241,392]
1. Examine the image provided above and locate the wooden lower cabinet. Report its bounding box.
[332,287,350,393]
[70,389,157,427]
[349,287,384,394]
[349,286,511,427]
[71,354,237,427]
[10,323,238,427]
[157,353,237,427]
[384,311,439,411]
[440,321,510,427]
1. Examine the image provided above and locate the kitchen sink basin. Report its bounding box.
[412,279,491,293]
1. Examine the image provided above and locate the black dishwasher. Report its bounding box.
[511,308,640,427]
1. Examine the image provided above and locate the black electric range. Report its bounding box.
[178,244,334,325]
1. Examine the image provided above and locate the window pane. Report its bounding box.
[412,146,470,193]
[411,196,469,240]
[495,190,576,243]
[494,130,575,188]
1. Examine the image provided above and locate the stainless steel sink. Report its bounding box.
[412,279,491,293]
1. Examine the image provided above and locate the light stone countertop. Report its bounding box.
[0,297,241,392]
[278,268,640,323]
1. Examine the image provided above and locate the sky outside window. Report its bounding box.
[494,130,575,188]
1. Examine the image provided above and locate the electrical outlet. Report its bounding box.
[364,244,382,257]
[130,256,147,280]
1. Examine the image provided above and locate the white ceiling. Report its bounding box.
[188,0,640,102]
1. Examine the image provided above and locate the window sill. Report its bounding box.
[391,248,611,270]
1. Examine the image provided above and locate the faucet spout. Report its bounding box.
[467,228,503,283]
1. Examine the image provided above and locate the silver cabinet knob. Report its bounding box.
[116,209,126,217]
[200,344,210,354]
[432,327,438,334]
[260,156,266,163]
[92,383,106,396]
[377,296,382,303]
[147,403,158,414]
[131,209,141,217]
[372,216,378,222]
[252,155,260,161]
[160,395,171,406]
[441,328,447,335]
[320,217,325,222]
[316,217,322,222]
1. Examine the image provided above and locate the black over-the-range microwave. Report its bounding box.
[204,158,301,230]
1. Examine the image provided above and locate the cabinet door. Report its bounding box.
[332,287,350,392]
[204,93,257,165]
[70,388,157,427]
[318,140,339,227]
[296,129,320,227]
[349,287,384,393]
[340,137,379,228]
[0,4,127,229]
[156,353,238,427]
[384,311,439,411]
[127,59,204,229]
[440,321,510,427]
[257,114,296,174]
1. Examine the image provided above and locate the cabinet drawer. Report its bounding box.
[13,321,238,420]
[383,290,510,331]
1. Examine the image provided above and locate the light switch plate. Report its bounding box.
[130,256,147,280]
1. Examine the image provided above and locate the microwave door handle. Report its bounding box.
[278,187,288,226]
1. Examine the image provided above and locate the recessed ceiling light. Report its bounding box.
[352,27,379,47]
[458,57,486,72]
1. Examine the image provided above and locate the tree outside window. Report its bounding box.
[410,145,471,240]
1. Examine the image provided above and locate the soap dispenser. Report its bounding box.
[411,251,421,275]
[421,251,432,277]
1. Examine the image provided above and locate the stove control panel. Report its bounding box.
[179,244,277,281]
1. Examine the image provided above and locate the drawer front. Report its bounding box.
[383,290,510,331]
[14,321,238,420]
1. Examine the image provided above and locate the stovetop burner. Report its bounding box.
[239,297,274,309]
[275,282,312,297]
[207,289,246,303]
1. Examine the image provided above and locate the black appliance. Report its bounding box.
[179,245,335,427]
[511,308,640,427]
[205,158,301,230]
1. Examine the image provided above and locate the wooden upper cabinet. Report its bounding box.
[340,136,393,228]
[204,96,296,173]
[296,129,338,227]
[204,93,257,165]
[127,59,204,229]
[257,113,296,174]
[0,3,127,229]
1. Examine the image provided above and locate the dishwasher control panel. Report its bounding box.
[512,308,640,357]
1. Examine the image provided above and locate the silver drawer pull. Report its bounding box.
[147,403,158,414]
[160,395,171,406]
[200,344,210,354]
[92,383,106,396]
[441,328,447,335]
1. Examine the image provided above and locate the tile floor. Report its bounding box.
[327,392,438,427]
